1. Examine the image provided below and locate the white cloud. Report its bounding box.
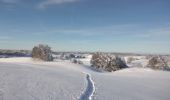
[38,0,79,9]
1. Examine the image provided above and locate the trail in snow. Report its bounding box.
[79,73,95,100]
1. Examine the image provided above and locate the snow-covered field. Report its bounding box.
[0,57,170,100]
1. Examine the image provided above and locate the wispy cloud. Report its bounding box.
[0,0,21,9]
[0,36,12,43]
[10,23,170,41]
[133,27,170,38]
[38,0,79,9]
[24,24,170,38]
[147,27,170,36]
[0,36,11,40]
[0,0,19,4]
[28,24,138,36]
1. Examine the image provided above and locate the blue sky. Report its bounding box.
[0,0,170,54]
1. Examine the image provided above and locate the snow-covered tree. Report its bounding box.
[91,53,127,72]
[32,44,53,61]
[147,56,169,70]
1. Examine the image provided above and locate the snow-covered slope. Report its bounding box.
[92,68,170,100]
[0,59,86,100]
[0,57,170,100]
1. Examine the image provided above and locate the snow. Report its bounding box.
[0,58,85,100]
[0,57,33,63]
[0,57,170,100]
[79,73,95,100]
[92,68,170,100]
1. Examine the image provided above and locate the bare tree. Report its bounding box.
[32,44,53,61]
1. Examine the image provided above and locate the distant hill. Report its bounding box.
[0,49,31,58]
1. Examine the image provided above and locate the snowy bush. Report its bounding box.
[72,59,83,64]
[147,56,169,70]
[72,59,78,64]
[91,53,127,72]
[127,57,136,63]
[69,54,75,58]
[32,44,53,61]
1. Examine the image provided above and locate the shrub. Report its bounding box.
[69,54,75,58]
[127,57,136,63]
[72,59,83,64]
[147,56,169,70]
[72,59,78,64]
[32,44,53,61]
[91,53,127,72]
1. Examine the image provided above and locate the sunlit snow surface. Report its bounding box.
[0,57,170,100]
